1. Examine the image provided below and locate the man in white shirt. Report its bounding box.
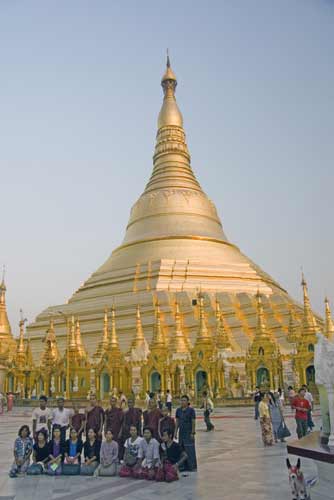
[52,397,73,442]
[32,395,52,439]
[138,427,160,469]
[166,390,172,414]
[302,384,314,431]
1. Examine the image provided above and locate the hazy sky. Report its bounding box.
[1,1,333,336]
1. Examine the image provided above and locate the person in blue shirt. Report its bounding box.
[174,395,197,471]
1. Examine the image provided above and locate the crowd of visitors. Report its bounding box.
[8,392,197,482]
[255,384,315,446]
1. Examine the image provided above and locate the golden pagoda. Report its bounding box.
[294,275,319,387]
[0,270,17,391]
[11,55,324,400]
[324,297,334,339]
[245,291,283,391]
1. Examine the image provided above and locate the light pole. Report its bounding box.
[57,311,71,399]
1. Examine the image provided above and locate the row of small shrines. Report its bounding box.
[1,276,334,400]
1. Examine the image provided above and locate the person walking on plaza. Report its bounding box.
[32,395,52,440]
[268,392,285,443]
[292,388,311,439]
[258,393,274,446]
[52,397,73,442]
[201,390,215,431]
[166,389,172,414]
[302,384,315,432]
[7,392,14,412]
[9,425,33,477]
[254,386,262,420]
[143,398,162,441]
[175,395,197,471]
[0,391,5,414]
[85,394,104,439]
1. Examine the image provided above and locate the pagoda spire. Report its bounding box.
[69,316,77,350]
[131,304,145,349]
[110,304,119,349]
[170,299,189,353]
[301,273,317,334]
[325,297,334,339]
[0,265,12,338]
[75,317,87,359]
[150,300,165,348]
[16,310,27,367]
[42,318,60,365]
[216,311,232,350]
[196,293,212,343]
[255,291,269,339]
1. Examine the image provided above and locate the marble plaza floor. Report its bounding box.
[0,406,330,500]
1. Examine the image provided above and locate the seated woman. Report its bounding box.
[160,429,187,481]
[63,428,83,474]
[133,427,160,480]
[119,425,143,477]
[95,430,119,476]
[80,428,101,475]
[9,425,33,477]
[27,430,50,474]
[47,427,64,475]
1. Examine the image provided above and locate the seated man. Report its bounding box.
[160,429,187,481]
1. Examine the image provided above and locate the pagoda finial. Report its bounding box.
[131,304,145,349]
[170,297,189,353]
[325,297,334,339]
[151,299,165,348]
[75,317,87,359]
[102,308,109,347]
[166,48,170,68]
[216,311,231,350]
[255,290,268,338]
[110,303,119,348]
[18,309,27,355]
[301,272,317,333]
[69,316,76,350]
[196,293,211,342]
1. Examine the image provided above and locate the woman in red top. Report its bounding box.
[292,388,311,439]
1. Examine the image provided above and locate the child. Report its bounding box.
[95,430,119,476]
[9,425,33,477]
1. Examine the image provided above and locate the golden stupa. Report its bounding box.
[2,56,327,399]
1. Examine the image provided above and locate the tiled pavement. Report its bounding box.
[0,406,331,500]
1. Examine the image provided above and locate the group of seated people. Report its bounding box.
[9,394,191,483]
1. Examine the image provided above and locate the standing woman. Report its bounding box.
[9,425,33,477]
[268,393,285,443]
[174,395,197,471]
[80,428,101,475]
[259,393,274,446]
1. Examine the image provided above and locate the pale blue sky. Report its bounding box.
[1,1,333,335]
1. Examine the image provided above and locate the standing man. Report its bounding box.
[143,399,162,441]
[254,386,262,420]
[85,394,104,440]
[302,384,315,432]
[292,388,311,439]
[52,397,73,442]
[175,395,197,471]
[202,391,214,431]
[121,396,142,440]
[32,395,52,440]
[104,396,124,444]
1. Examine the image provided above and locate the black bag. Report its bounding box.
[27,463,44,475]
[277,421,291,439]
[62,463,80,475]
